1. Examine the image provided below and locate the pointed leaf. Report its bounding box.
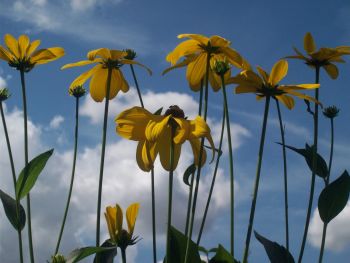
[16,149,54,199]
[254,231,295,263]
[66,246,115,263]
[164,226,201,263]
[277,143,328,178]
[0,190,26,231]
[318,170,350,223]
[209,244,240,263]
[183,163,196,186]
[93,240,118,263]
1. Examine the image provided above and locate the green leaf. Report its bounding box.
[154,107,163,115]
[66,246,115,263]
[318,170,350,223]
[164,226,201,263]
[93,240,118,263]
[183,163,196,186]
[254,231,295,263]
[16,149,54,199]
[0,190,25,231]
[209,244,240,263]
[277,143,328,178]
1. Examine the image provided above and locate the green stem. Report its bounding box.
[96,67,113,254]
[318,117,334,263]
[166,126,175,263]
[196,103,225,245]
[20,69,35,263]
[54,96,80,254]
[0,102,24,263]
[242,95,270,263]
[184,53,210,263]
[222,76,235,256]
[276,99,290,258]
[121,248,127,263]
[298,66,320,263]
[150,168,157,263]
[130,64,144,108]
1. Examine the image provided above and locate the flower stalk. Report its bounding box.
[243,95,270,263]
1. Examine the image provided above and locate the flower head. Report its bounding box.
[51,254,66,263]
[0,88,10,102]
[0,34,64,72]
[163,34,250,91]
[286,32,350,79]
[229,60,320,109]
[62,48,152,102]
[115,105,215,171]
[69,85,86,98]
[104,203,140,249]
[323,105,340,119]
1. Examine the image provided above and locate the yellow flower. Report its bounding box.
[62,48,152,102]
[163,34,250,91]
[115,105,215,172]
[286,32,350,79]
[104,203,140,249]
[0,34,64,72]
[229,60,320,109]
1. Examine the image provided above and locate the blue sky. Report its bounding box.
[0,0,350,262]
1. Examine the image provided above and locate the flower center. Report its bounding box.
[8,58,35,72]
[103,59,123,69]
[164,105,185,118]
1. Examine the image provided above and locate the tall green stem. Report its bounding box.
[318,117,334,263]
[221,76,235,256]
[276,99,290,258]
[54,96,80,254]
[121,248,127,263]
[298,66,320,263]
[242,96,270,263]
[184,54,210,263]
[166,126,175,263]
[20,69,35,263]
[196,105,225,245]
[150,168,157,263]
[130,64,144,108]
[0,102,24,263]
[96,67,112,252]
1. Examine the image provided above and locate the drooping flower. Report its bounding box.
[286,32,350,79]
[163,34,250,91]
[104,203,140,249]
[0,34,64,72]
[115,105,215,172]
[229,60,320,109]
[62,48,152,102]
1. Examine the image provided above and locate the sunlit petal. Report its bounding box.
[4,34,20,58]
[126,203,140,235]
[186,53,207,87]
[89,66,108,102]
[166,39,201,65]
[87,48,111,60]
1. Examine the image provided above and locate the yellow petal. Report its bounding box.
[4,34,20,58]
[0,45,14,62]
[283,89,321,106]
[173,118,190,144]
[145,115,171,142]
[26,39,41,57]
[158,128,182,171]
[116,106,152,141]
[126,203,140,235]
[323,63,339,79]
[87,48,111,60]
[136,140,158,172]
[209,35,230,47]
[189,138,207,167]
[256,66,269,83]
[105,206,117,241]
[115,204,123,236]
[276,95,295,110]
[235,85,258,94]
[61,59,98,69]
[304,32,317,54]
[268,60,288,86]
[162,55,197,75]
[89,66,108,102]
[208,70,222,92]
[68,65,99,91]
[220,47,244,69]
[112,69,129,94]
[18,35,30,59]
[178,34,209,45]
[166,39,202,65]
[228,70,263,88]
[122,59,152,75]
[31,47,64,64]
[279,84,320,91]
[110,50,127,60]
[45,47,65,59]
[186,53,207,87]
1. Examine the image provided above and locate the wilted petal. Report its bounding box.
[136,141,158,172]
[145,115,171,142]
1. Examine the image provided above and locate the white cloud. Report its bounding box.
[0,0,150,51]
[49,115,64,129]
[0,75,6,88]
[309,202,350,252]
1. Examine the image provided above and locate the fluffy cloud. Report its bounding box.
[49,115,64,129]
[309,203,350,252]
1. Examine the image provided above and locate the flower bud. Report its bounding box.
[69,85,86,98]
[124,49,137,60]
[213,60,230,76]
[0,88,11,102]
[323,105,340,119]
[51,254,66,263]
